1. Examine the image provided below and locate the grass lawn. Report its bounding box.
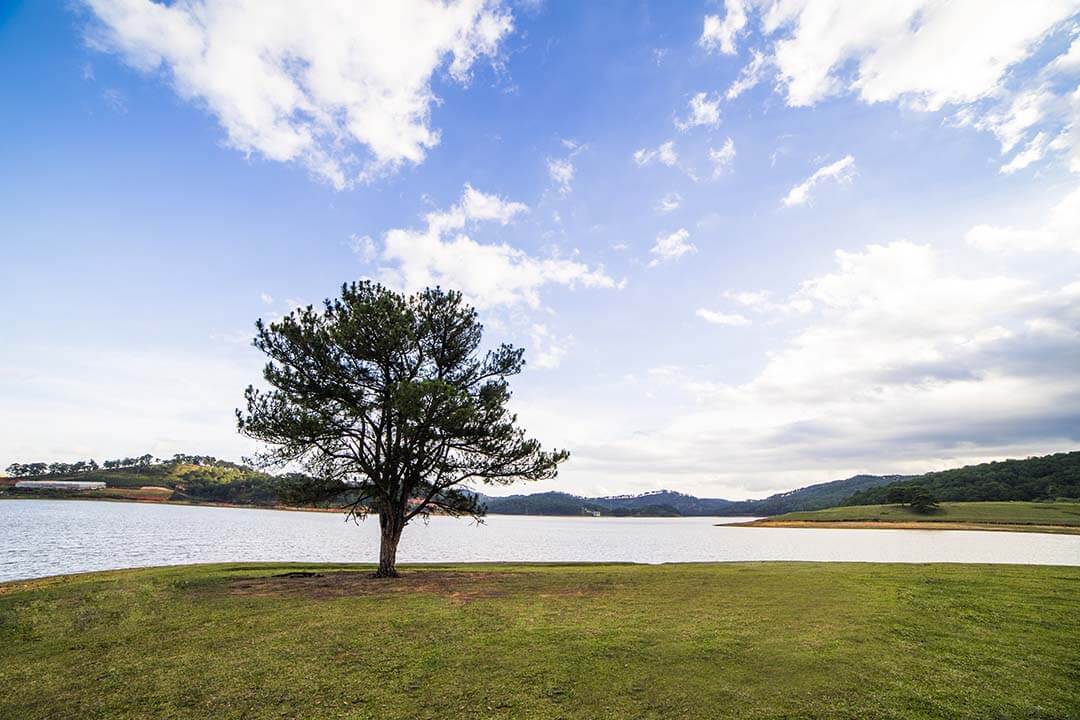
[746,501,1080,534]
[2,563,1079,719]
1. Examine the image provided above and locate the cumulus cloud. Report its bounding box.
[708,137,736,177]
[633,140,679,167]
[966,185,1080,254]
[696,308,750,326]
[760,0,1075,110]
[648,228,696,266]
[676,91,722,131]
[531,238,1080,495]
[699,0,747,55]
[374,184,616,308]
[84,0,514,188]
[782,155,855,207]
[723,0,1080,175]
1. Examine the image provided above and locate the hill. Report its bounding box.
[842,451,1080,506]
[2,454,282,506]
[480,474,902,517]
[743,500,1080,534]
[7,450,1080,517]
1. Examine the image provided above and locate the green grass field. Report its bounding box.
[753,501,1080,532]
[2,562,1079,719]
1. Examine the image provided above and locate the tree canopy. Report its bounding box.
[237,282,568,576]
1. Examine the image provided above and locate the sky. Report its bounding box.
[2,0,1080,499]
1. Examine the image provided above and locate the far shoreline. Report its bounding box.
[0,494,758,520]
[734,518,1080,536]
[6,494,1080,535]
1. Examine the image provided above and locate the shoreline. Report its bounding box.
[735,518,1080,535]
[0,494,758,520]
[5,495,1079,534]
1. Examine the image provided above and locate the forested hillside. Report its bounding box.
[480,474,902,517]
[4,454,282,506]
[843,451,1080,506]
[7,450,1079,515]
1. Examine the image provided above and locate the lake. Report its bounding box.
[2,499,1078,582]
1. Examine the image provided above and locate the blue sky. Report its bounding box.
[3,0,1080,498]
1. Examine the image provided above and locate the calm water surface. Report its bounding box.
[2,499,1078,582]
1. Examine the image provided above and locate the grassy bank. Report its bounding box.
[745,501,1080,534]
[2,563,1079,719]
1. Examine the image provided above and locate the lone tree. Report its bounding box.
[884,484,939,514]
[238,282,568,577]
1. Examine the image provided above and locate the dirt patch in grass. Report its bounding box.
[209,570,530,604]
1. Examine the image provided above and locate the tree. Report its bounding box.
[883,483,938,514]
[237,282,568,577]
[907,486,939,514]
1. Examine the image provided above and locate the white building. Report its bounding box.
[15,480,106,491]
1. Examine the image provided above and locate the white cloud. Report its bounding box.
[676,91,722,131]
[1000,132,1050,175]
[375,184,616,308]
[696,308,751,326]
[649,228,696,266]
[782,155,855,207]
[729,0,1080,175]
[258,292,274,305]
[348,233,378,262]
[633,140,679,167]
[529,324,572,369]
[966,185,1080,254]
[726,49,768,100]
[84,0,514,189]
[547,139,586,194]
[530,238,1080,495]
[761,0,1076,110]
[700,0,748,55]
[657,192,682,213]
[709,137,736,177]
[0,346,261,465]
[725,290,813,315]
[547,157,574,193]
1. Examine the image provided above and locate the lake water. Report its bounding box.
[2,499,1078,582]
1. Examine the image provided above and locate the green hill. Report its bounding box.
[3,455,282,506]
[842,451,1080,506]
[479,474,902,517]
[748,500,1080,534]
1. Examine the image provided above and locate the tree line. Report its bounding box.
[5,453,242,477]
[843,451,1080,506]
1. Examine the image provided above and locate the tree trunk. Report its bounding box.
[375,511,403,578]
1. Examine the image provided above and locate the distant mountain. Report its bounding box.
[482,451,1080,516]
[842,451,1080,506]
[481,474,903,517]
[723,474,908,516]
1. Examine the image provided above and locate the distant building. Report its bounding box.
[15,480,106,491]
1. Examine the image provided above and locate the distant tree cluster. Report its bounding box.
[5,453,247,478]
[882,484,939,514]
[6,460,100,476]
[101,454,157,470]
[843,451,1080,506]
